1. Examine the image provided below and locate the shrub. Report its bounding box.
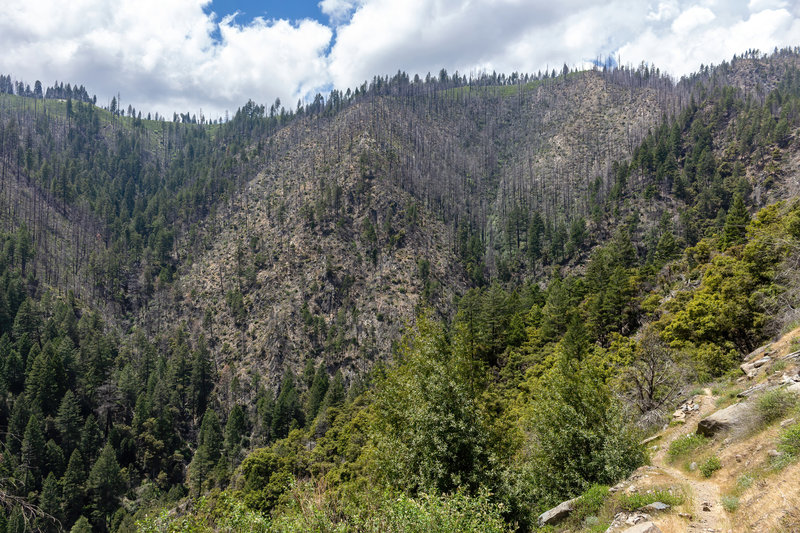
[700,456,722,478]
[779,422,800,457]
[667,434,708,463]
[736,474,754,491]
[722,495,739,512]
[614,488,685,512]
[573,484,609,521]
[756,389,796,424]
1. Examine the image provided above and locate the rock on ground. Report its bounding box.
[537,497,578,527]
[696,401,752,437]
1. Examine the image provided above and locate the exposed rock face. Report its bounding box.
[741,356,771,378]
[696,401,753,437]
[537,497,578,527]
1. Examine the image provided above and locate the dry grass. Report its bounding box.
[654,513,693,533]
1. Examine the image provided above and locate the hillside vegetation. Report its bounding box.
[0,48,798,532]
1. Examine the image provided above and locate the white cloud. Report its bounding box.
[618,6,799,76]
[647,1,679,21]
[748,0,787,11]
[0,0,799,117]
[0,0,332,117]
[671,6,716,34]
[319,0,360,24]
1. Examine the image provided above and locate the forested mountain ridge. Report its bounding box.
[0,48,798,532]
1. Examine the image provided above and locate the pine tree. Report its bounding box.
[722,193,750,247]
[6,506,25,533]
[256,387,275,442]
[224,404,248,461]
[19,413,46,491]
[322,370,346,410]
[188,409,223,495]
[306,364,329,421]
[61,448,87,525]
[56,390,83,454]
[79,415,103,464]
[70,516,92,533]
[271,369,303,440]
[26,341,66,414]
[6,394,29,456]
[87,443,124,528]
[190,335,213,418]
[12,297,40,342]
[45,438,65,477]
[38,472,62,532]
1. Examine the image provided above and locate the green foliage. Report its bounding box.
[306,363,329,422]
[722,495,739,512]
[522,348,645,507]
[756,389,796,424]
[699,455,722,478]
[572,484,610,521]
[667,433,709,463]
[613,488,685,511]
[188,410,224,496]
[271,370,304,440]
[369,315,502,495]
[779,422,800,457]
[87,443,125,526]
[722,194,750,248]
[238,447,294,514]
[224,404,249,461]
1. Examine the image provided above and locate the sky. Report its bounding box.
[1,0,798,119]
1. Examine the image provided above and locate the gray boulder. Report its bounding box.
[537,497,578,527]
[696,401,752,437]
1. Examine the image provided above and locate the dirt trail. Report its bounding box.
[649,389,732,533]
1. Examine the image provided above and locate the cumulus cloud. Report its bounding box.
[0,0,332,117]
[0,0,798,116]
[671,6,716,34]
[319,0,360,24]
[618,6,800,77]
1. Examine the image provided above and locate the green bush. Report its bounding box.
[736,473,754,491]
[722,495,739,512]
[271,488,511,533]
[574,484,609,518]
[756,389,796,424]
[700,456,722,478]
[667,434,708,463]
[614,488,685,512]
[779,422,800,457]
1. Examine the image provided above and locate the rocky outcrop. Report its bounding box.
[741,356,771,378]
[696,401,753,437]
[537,497,578,527]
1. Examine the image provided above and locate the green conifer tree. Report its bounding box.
[306,364,329,421]
[38,472,62,532]
[271,369,303,439]
[322,370,346,410]
[56,390,83,454]
[19,413,46,491]
[224,404,248,461]
[61,448,86,525]
[87,443,124,528]
[722,194,750,247]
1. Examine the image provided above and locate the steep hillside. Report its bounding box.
[151,65,692,384]
[0,49,800,533]
[166,104,469,387]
